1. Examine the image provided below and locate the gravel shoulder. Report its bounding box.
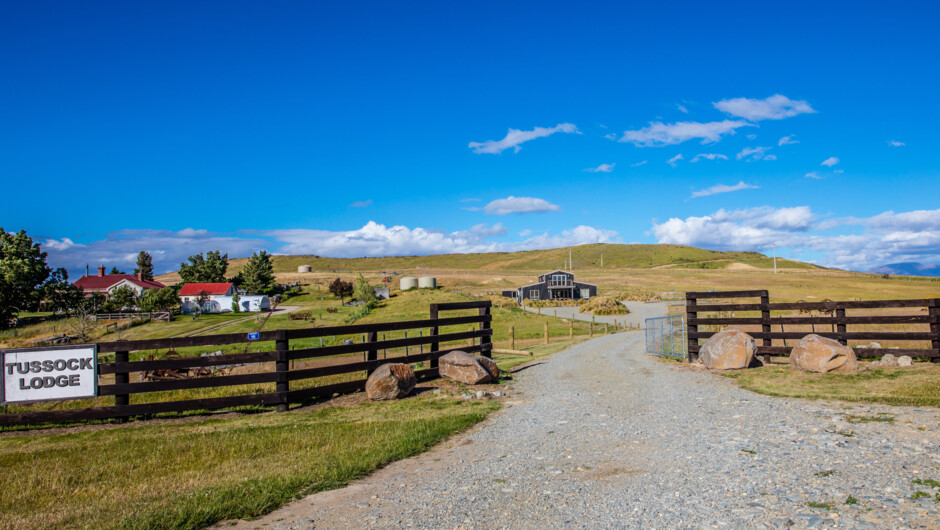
[226,311,940,529]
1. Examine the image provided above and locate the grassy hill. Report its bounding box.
[233,244,820,275]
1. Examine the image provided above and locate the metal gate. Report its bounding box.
[645,315,686,358]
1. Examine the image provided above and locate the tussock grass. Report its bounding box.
[721,364,940,407]
[0,397,499,529]
[578,296,630,315]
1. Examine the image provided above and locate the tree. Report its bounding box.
[65,292,105,341]
[109,266,127,275]
[231,291,241,313]
[353,273,376,304]
[106,285,138,311]
[139,287,179,312]
[43,268,83,314]
[241,250,277,295]
[0,228,52,329]
[328,277,353,305]
[179,251,228,283]
[134,251,154,280]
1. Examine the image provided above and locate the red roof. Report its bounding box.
[74,275,165,292]
[179,283,233,296]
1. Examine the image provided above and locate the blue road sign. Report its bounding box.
[247,332,260,341]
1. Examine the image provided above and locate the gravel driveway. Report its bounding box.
[524,300,681,327]
[228,321,940,528]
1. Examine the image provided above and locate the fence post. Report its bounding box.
[604,323,608,335]
[467,326,473,346]
[929,299,939,364]
[685,292,697,363]
[760,291,772,364]
[544,322,549,344]
[479,304,492,358]
[509,326,514,350]
[569,321,573,339]
[367,331,378,375]
[114,349,129,423]
[429,304,440,368]
[835,305,847,346]
[275,330,289,412]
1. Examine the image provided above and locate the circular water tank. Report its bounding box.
[400,276,418,290]
[297,265,312,273]
[418,276,437,289]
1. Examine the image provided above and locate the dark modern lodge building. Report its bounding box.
[502,270,597,301]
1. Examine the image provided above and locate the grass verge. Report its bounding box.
[720,364,940,407]
[0,396,499,529]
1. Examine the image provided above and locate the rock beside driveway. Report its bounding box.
[365,363,416,400]
[699,329,756,370]
[439,350,497,384]
[790,334,858,373]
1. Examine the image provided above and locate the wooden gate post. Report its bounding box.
[760,291,772,364]
[429,304,440,367]
[479,304,492,358]
[366,331,378,375]
[275,330,289,412]
[930,298,940,364]
[685,292,698,363]
[835,306,847,346]
[114,349,129,423]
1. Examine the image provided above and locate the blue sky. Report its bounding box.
[2,1,938,275]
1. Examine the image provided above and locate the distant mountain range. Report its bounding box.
[870,262,940,277]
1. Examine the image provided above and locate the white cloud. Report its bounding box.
[630,160,648,167]
[604,133,618,141]
[691,153,729,162]
[676,104,689,114]
[350,199,372,208]
[651,206,940,271]
[269,222,619,258]
[620,120,752,147]
[736,146,776,161]
[584,163,615,173]
[821,157,839,167]
[481,196,561,215]
[666,154,684,167]
[518,229,532,237]
[778,135,799,146]
[690,181,758,198]
[713,94,816,121]
[888,140,906,147]
[41,229,271,277]
[469,123,578,154]
[746,134,757,140]
[804,171,822,179]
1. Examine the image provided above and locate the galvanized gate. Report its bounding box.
[645,315,686,358]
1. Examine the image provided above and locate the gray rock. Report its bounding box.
[897,355,913,367]
[881,353,898,366]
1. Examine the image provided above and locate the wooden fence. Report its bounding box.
[0,301,492,427]
[686,290,939,363]
[93,312,173,322]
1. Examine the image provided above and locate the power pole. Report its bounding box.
[569,248,573,271]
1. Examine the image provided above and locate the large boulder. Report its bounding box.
[699,329,756,370]
[439,351,496,384]
[790,334,858,373]
[365,363,416,400]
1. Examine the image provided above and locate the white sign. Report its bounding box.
[2,345,97,404]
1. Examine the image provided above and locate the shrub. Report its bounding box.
[578,297,630,315]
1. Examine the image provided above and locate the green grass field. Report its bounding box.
[0,397,499,529]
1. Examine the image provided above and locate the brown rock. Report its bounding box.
[699,329,756,370]
[439,351,494,384]
[477,356,500,380]
[365,363,416,400]
[790,334,858,373]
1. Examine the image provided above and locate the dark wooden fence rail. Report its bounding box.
[686,290,939,363]
[0,301,493,427]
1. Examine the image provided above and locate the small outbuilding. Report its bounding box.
[180,295,271,314]
[298,265,312,273]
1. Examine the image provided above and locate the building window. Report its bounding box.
[529,290,540,300]
[550,274,569,286]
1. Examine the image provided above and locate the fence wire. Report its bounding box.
[645,315,687,358]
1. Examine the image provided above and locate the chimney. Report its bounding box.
[137,272,143,281]
[97,266,105,277]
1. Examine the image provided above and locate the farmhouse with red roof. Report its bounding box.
[74,266,165,297]
[178,282,236,303]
